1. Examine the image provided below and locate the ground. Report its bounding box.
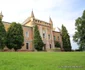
[0,52,85,70]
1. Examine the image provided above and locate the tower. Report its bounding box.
[0,11,3,19]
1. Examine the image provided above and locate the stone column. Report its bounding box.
[46,27,49,50]
[51,29,55,49]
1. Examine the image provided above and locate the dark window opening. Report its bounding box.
[26,43,29,49]
[43,33,45,38]
[50,44,51,49]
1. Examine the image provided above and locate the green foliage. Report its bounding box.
[73,10,85,51]
[6,22,24,51]
[33,25,44,51]
[0,18,6,50]
[55,41,61,48]
[61,25,71,51]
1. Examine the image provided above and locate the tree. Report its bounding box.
[33,25,44,51]
[73,10,85,51]
[0,18,6,50]
[61,25,71,51]
[55,41,61,48]
[6,22,24,51]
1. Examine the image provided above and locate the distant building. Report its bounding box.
[0,11,63,51]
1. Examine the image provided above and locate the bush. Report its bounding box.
[54,41,61,48]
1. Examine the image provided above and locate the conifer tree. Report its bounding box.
[33,25,44,51]
[0,18,6,50]
[62,25,71,51]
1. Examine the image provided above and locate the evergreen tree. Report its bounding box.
[61,25,71,51]
[33,25,44,51]
[73,10,85,51]
[6,22,24,51]
[0,18,6,50]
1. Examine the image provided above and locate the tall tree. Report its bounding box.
[33,25,44,51]
[61,25,71,51]
[0,18,6,50]
[6,22,24,51]
[73,10,85,51]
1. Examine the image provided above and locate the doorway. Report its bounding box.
[50,44,51,49]
[26,43,29,49]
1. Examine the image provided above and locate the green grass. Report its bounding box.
[0,52,85,70]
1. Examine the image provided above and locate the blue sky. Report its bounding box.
[0,0,85,50]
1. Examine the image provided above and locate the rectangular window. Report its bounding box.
[43,33,45,38]
[26,32,29,37]
[50,44,51,49]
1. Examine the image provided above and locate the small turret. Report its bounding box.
[49,17,53,24]
[49,17,53,29]
[0,11,3,19]
[31,10,35,18]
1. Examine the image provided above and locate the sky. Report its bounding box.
[0,0,85,50]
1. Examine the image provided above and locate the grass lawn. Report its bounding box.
[0,52,85,70]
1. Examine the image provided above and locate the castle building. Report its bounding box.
[0,11,63,51]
